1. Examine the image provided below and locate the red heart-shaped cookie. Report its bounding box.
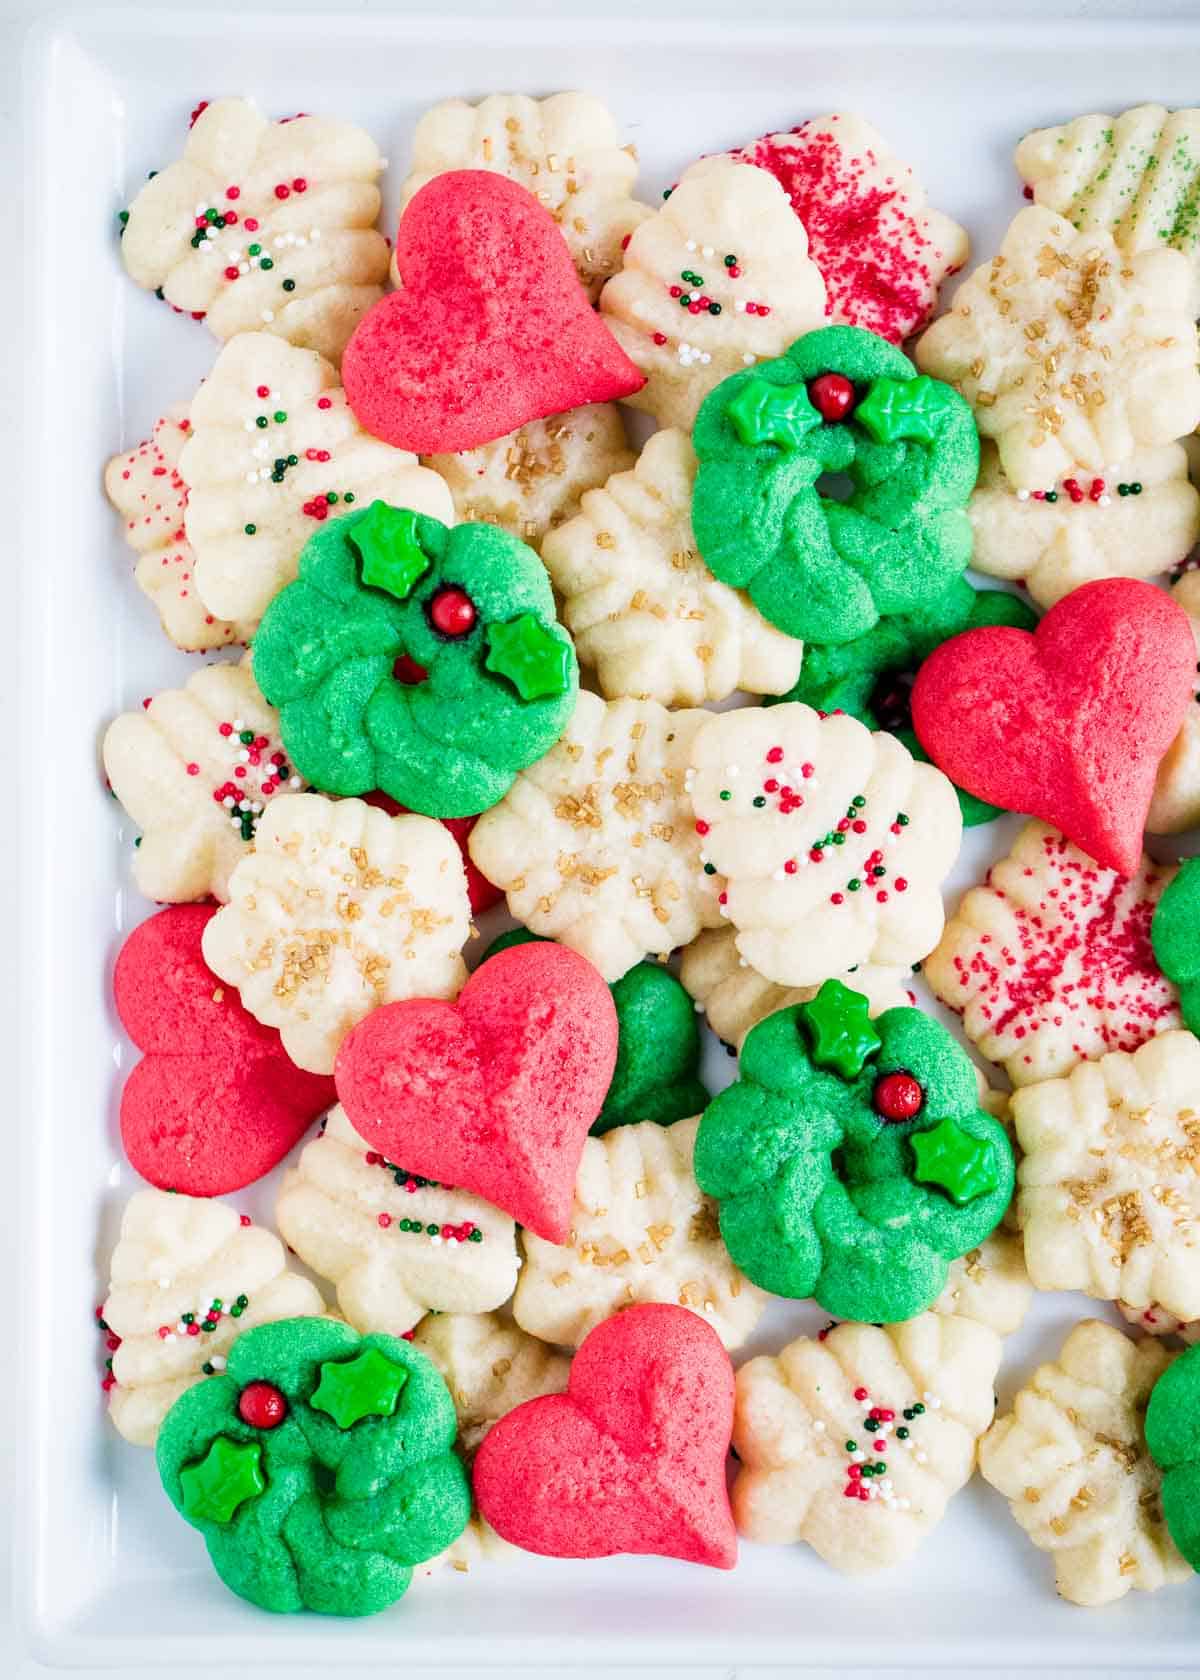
[473,1303,737,1569]
[341,170,645,454]
[335,941,617,1242]
[115,906,334,1195]
[911,578,1196,876]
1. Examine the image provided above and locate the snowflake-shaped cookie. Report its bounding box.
[915,205,1200,490]
[931,1232,1033,1338]
[599,156,827,430]
[687,703,961,989]
[1015,1031,1200,1319]
[400,93,650,301]
[513,1114,766,1351]
[103,657,297,905]
[968,440,1200,610]
[732,1312,1002,1572]
[980,1318,1189,1606]
[468,691,722,982]
[120,97,389,363]
[424,405,634,552]
[923,821,1180,1088]
[181,331,453,625]
[201,792,469,1074]
[1149,571,1200,836]
[104,406,251,651]
[101,1189,324,1447]
[540,428,803,706]
[275,1105,518,1334]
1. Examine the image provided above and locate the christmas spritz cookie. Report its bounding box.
[687,703,960,988]
[181,332,452,626]
[104,406,250,651]
[980,1319,1189,1606]
[1149,572,1200,836]
[101,1189,324,1447]
[468,691,722,982]
[400,93,650,301]
[732,1312,1001,1572]
[103,657,295,904]
[915,206,1200,490]
[598,157,827,431]
[968,441,1200,610]
[275,1106,519,1336]
[424,405,634,552]
[720,113,968,343]
[201,792,469,1074]
[120,97,389,362]
[932,1232,1033,1339]
[541,428,803,706]
[513,1115,766,1352]
[1014,1032,1200,1320]
[923,821,1180,1088]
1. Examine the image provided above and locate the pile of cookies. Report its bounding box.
[97,92,1200,1616]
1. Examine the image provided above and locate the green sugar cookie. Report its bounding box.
[692,979,1014,1322]
[691,324,979,646]
[1145,1341,1200,1572]
[1151,857,1200,1033]
[253,501,578,818]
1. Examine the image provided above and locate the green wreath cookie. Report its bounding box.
[692,979,1014,1322]
[156,1317,470,1616]
[691,324,979,645]
[1151,857,1200,1033]
[482,928,709,1133]
[1146,1342,1200,1572]
[253,501,579,817]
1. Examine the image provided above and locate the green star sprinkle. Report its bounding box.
[798,978,882,1080]
[179,1435,265,1524]
[350,501,432,601]
[310,1347,410,1430]
[855,375,960,446]
[910,1116,1000,1205]
[726,377,821,450]
[484,614,572,701]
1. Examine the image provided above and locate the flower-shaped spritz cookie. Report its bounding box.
[104,406,251,651]
[924,821,1180,1088]
[599,158,827,430]
[120,97,389,362]
[932,1232,1033,1339]
[541,428,803,706]
[687,704,960,988]
[103,658,296,905]
[468,691,721,982]
[424,405,634,552]
[916,206,1200,490]
[275,1105,518,1335]
[182,332,453,625]
[969,441,1200,610]
[732,1313,1002,1572]
[1150,571,1200,836]
[980,1319,1189,1606]
[101,1189,324,1447]
[1014,1032,1200,1319]
[514,1115,766,1351]
[401,93,649,301]
[202,793,469,1074]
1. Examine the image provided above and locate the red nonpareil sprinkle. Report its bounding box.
[292,177,307,192]
[717,891,728,905]
[895,877,908,892]
[766,746,784,763]
[378,1212,392,1228]
[831,892,844,905]
[274,183,290,200]
[800,763,814,778]
[669,285,683,298]
[186,1322,200,1337]
[157,1326,171,1340]
[854,1387,869,1401]
[225,185,240,200]
[809,848,823,863]
[652,331,667,345]
[244,217,260,232]
[256,385,270,398]
[186,762,199,776]
[764,778,779,793]
[224,266,240,281]
[695,820,710,835]
[784,858,798,874]
[317,396,332,410]
[240,1214,252,1226]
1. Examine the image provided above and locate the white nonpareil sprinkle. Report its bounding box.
[701,244,714,257]
[743,353,756,365]
[210,1356,227,1371]
[1016,489,1030,502]
[262,310,275,323]
[157,1276,171,1290]
[813,1420,825,1434]
[685,240,697,252]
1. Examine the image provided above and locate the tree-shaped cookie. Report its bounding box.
[980,1319,1189,1606]
[120,97,390,363]
[400,93,650,301]
[924,820,1180,1088]
[101,1190,324,1447]
[275,1105,519,1334]
[599,157,827,430]
[1149,572,1200,836]
[104,406,251,651]
[733,1312,1002,1572]
[916,206,1200,490]
[181,331,453,625]
[201,793,469,1074]
[687,703,961,988]
[541,428,803,706]
[468,690,723,982]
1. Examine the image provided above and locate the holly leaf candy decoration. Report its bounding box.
[855,374,959,446]
[179,1436,265,1524]
[798,978,881,1078]
[484,612,575,702]
[310,1346,409,1428]
[352,502,432,600]
[727,377,821,449]
[910,1115,1002,1206]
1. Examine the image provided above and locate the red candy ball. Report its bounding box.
[808,373,856,423]
[237,1381,288,1430]
[429,587,477,638]
[873,1070,924,1122]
